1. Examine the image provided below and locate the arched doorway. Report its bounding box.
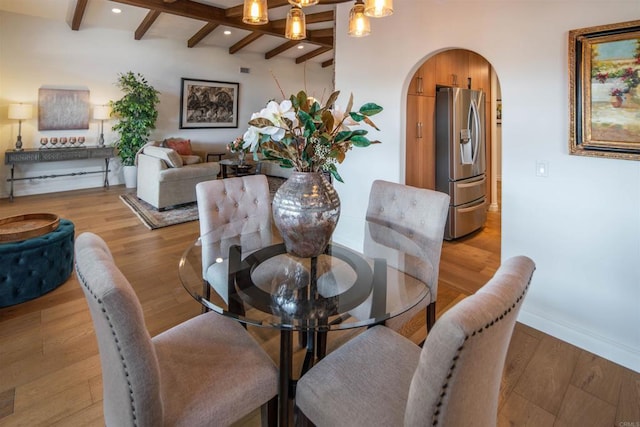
[405,48,502,240]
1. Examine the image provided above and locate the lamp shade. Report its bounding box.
[348,1,370,37]
[364,0,393,17]
[8,104,33,120]
[285,6,306,40]
[288,0,319,6]
[243,0,268,24]
[93,105,111,120]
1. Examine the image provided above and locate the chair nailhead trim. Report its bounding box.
[75,261,140,427]
[430,269,535,426]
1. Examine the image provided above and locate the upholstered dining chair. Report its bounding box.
[75,232,278,427]
[196,175,273,305]
[363,179,450,336]
[296,256,535,427]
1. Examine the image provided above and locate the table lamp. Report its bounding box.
[93,105,111,147]
[8,103,33,151]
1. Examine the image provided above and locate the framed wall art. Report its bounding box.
[569,20,640,160]
[180,78,239,129]
[38,88,90,131]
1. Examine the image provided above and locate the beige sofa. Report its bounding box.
[136,145,220,210]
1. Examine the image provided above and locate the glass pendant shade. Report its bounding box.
[364,0,393,17]
[348,1,370,37]
[243,0,268,25]
[285,6,306,40]
[288,0,319,6]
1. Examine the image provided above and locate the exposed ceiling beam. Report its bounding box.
[135,10,161,40]
[265,40,300,59]
[71,0,88,31]
[188,22,219,48]
[309,28,333,38]
[270,10,335,29]
[110,0,333,47]
[229,32,264,54]
[295,46,331,64]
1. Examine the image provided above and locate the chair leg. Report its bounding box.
[261,396,278,427]
[426,301,436,331]
[316,331,327,360]
[419,302,437,347]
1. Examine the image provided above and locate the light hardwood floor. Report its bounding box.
[0,186,638,426]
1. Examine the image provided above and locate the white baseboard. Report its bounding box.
[518,308,640,373]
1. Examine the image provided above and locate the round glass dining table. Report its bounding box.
[179,221,431,426]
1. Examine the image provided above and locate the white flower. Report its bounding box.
[330,105,357,132]
[244,100,299,148]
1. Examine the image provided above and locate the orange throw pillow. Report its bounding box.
[163,138,193,156]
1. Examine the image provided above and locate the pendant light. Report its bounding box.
[288,0,319,6]
[243,0,268,25]
[364,0,393,17]
[285,6,306,40]
[348,0,370,37]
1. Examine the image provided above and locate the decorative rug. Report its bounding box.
[119,176,286,230]
[120,193,198,230]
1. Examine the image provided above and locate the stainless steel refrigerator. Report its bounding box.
[435,87,487,240]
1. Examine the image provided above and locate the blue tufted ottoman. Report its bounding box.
[0,219,75,308]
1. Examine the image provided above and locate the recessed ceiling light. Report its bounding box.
[112,8,122,14]
[224,30,231,35]
[297,45,304,49]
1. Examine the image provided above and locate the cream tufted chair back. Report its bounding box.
[364,180,450,334]
[196,175,272,303]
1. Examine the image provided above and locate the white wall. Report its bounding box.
[332,0,640,372]
[0,11,333,197]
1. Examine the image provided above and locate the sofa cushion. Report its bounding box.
[143,146,183,168]
[157,162,220,182]
[163,138,193,155]
[181,155,202,165]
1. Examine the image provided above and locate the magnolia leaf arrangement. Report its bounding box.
[243,90,383,182]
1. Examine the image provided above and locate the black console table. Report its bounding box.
[5,146,116,201]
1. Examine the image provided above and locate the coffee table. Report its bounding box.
[219,159,257,178]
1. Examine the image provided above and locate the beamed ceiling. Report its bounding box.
[1,0,353,66]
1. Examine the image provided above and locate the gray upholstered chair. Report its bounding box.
[74,232,278,427]
[195,175,273,304]
[296,256,535,427]
[363,180,450,335]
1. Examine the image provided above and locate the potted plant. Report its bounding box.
[110,71,160,188]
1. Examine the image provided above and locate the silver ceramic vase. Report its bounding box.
[272,171,340,258]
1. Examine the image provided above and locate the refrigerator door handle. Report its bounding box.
[469,98,481,165]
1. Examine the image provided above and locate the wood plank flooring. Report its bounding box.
[0,186,638,426]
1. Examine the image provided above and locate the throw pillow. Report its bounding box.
[143,145,183,168]
[163,138,193,156]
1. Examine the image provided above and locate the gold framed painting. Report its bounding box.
[569,20,640,160]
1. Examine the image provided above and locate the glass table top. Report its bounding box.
[179,220,431,331]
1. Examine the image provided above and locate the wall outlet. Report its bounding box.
[536,160,549,177]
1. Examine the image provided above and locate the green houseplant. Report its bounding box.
[110,72,160,186]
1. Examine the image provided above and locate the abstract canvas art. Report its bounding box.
[38,88,90,131]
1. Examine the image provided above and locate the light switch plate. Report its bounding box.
[536,160,549,177]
